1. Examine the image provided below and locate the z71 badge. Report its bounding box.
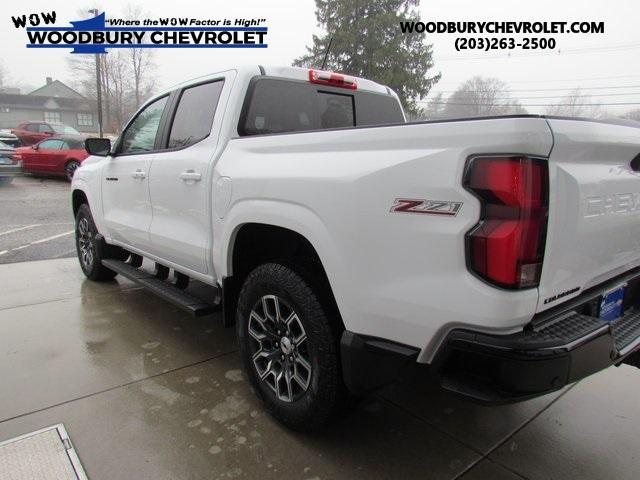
[390,198,463,216]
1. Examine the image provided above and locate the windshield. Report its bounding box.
[51,124,80,134]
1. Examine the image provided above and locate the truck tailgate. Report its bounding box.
[538,118,640,312]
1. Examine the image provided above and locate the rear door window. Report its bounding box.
[167,80,224,149]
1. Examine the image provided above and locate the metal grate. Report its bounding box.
[526,307,640,352]
[612,309,640,351]
[0,424,87,480]
[531,312,605,344]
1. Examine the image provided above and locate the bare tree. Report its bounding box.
[99,54,112,131]
[419,92,445,120]
[545,89,602,118]
[443,77,527,118]
[66,4,157,133]
[129,48,155,109]
[106,51,133,131]
[124,4,156,109]
[622,109,640,121]
[0,61,36,93]
[66,54,97,97]
[68,50,138,133]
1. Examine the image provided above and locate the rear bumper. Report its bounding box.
[340,331,419,394]
[434,268,640,403]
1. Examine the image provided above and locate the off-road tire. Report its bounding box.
[75,204,117,281]
[236,262,347,431]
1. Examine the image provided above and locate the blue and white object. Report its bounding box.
[599,284,626,322]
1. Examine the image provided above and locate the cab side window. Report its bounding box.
[167,80,224,149]
[240,79,318,135]
[119,96,168,154]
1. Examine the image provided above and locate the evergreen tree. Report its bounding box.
[294,0,440,116]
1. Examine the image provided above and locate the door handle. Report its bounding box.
[179,170,202,182]
[131,169,146,179]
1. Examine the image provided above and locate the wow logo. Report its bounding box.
[13,11,268,54]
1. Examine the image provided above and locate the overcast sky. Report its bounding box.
[2,0,639,115]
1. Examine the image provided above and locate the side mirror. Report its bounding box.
[85,137,111,157]
[32,144,38,150]
[43,131,53,136]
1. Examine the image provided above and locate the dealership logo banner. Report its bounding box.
[12,11,268,53]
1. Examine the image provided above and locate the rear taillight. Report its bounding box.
[308,69,357,90]
[464,155,548,289]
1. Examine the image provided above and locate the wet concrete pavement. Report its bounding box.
[1,258,639,479]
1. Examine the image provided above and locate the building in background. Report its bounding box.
[0,77,97,133]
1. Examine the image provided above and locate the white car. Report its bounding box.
[72,65,640,430]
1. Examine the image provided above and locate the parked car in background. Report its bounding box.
[11,122,82,146]
[15,135,88,180]
[0,140,22,185]
[0,130,22,148]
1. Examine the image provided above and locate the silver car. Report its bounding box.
[0,140,22,185]
[0,130,22,148]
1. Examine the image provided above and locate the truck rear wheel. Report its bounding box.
[75,204,118,281]
[236,262,347,431]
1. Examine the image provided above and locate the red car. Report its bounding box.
[11,121,82,146]
[15,136,88,181]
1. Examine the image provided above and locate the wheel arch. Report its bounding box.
[72,188,89,217]
[222,221,344,331]
[229,222,328,279]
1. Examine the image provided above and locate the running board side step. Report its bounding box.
[101,259,215,317]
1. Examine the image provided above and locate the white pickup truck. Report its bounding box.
[72,65,640,430]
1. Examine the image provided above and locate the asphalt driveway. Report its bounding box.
[0,176,75,264]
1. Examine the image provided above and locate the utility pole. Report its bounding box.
[88,9,103,137]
